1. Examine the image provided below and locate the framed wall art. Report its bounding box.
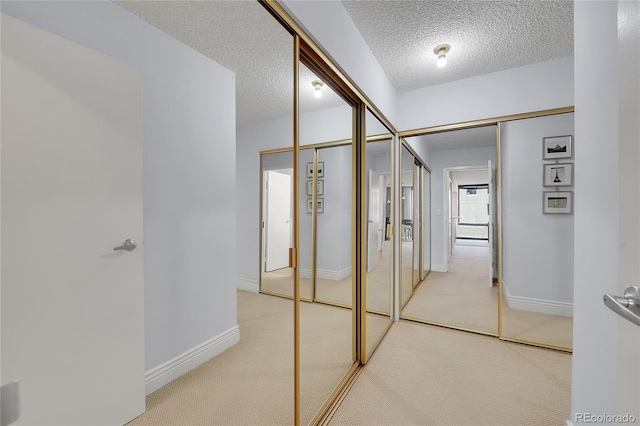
[306,198,324,214]
[306,161,325,178]
[306,179,324,196]
[543,191,572,214]
[543,135,572,160]
[543,163,573,187]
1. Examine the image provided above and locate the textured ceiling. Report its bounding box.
[116,0,345,126]
[342,0,573,92]
[116,0,573,126]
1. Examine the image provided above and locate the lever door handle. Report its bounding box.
[113,239,137,252]
[603,286,640,326]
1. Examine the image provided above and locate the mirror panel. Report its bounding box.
[364,108,393,359]
[500,113,574,349]
[401,128,499,335]
[422,167,431,279]
[314,144,353,308]
[400,145,414,307]
[413,160,421,288]
[298,61,355,425]
[298,147,315,302]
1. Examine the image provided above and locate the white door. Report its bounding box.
[1,14,144,426]
[265,170,291,272]
[615,0,639,414]
[487,160,495,286]
[367,170,382,272]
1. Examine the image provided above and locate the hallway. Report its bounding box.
[128,289,571,425]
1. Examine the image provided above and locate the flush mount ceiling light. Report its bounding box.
[312,79,324,98]
[433,44,451,68]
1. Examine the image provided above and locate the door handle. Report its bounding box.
[113,239,137,252]
[603,286,640,326]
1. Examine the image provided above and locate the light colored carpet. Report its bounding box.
[127,290,571,426]
[127,291,355,426]
[401,245,572,348]
[330,321,572,426]
[402,245,498,334]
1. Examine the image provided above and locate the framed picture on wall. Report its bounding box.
[306,179,324,196]
[306,198,324,213]
[306,161,325,178]
[543,191,572,214]
[543,135,572,160]
[543,163,573,187]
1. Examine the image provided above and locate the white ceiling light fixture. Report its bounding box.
[433,44,451,68]
[312,79,324,98]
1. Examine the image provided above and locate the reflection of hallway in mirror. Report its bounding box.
[402,244,498,334]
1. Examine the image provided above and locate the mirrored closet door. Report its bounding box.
[499,112,574,351]
[297,60,356,426]
[363,108,394,361]
[400,127,499,336]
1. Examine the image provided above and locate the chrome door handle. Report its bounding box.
[603,286,640,326]
[113,238,137,252]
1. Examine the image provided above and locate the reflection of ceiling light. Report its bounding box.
[433,44,451,68]
[312,80,323,98]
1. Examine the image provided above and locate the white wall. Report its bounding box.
[501,114,574,305]
[301,146,352,276]
[397,56,574,131]
[428,147,496,271]
[2,1,238,373]
[281,0,397,124]
[405,135,432,166]
[572,0,634,418]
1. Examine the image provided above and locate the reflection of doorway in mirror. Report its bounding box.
[263,169,292,273]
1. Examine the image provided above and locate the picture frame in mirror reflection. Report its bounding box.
[306,198,324,214]
[306,161,325,178]
[543,191,572,214]
[306,179,324,196]
[543,163,573,187]
[542,135,572,160]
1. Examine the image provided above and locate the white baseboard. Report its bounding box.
[503,282,573,317]
[237,278,259,293]
[300,266,352,280]
[431,263,447,272]
[145,325,240,395]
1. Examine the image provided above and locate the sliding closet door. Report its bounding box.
[499,113,574,350]
[363,108,393,361]
[400,145,414,307]
[412,160,421,287]
[297,60,356,425]
[400,127,498,336]
[422,166,431,279]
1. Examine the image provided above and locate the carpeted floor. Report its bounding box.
[330,321,572,426]
[127,289,571,426]
[402,245,572,348]
[402,245,498,334]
